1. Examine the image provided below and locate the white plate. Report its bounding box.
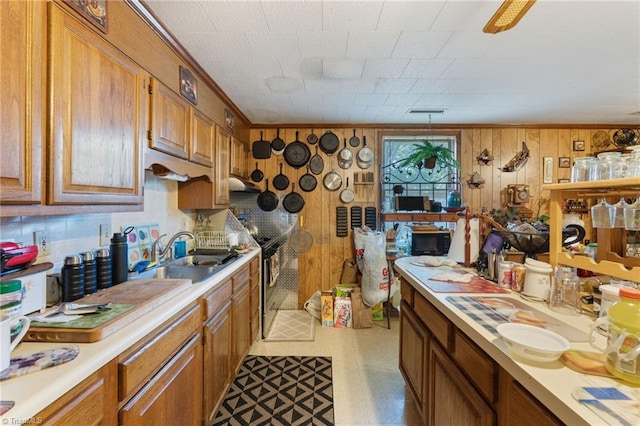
[497,323,570,362]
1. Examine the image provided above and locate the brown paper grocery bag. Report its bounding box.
[340,258,359,284]
[351,288,372,329]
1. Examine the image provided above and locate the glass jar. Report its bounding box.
[591,198,615,228]
[571,156,594,182]
[624,197,640,231]
[612,197,630,228]
[626,147,640,178]
[594,152,624,180]
[447,190,462,207]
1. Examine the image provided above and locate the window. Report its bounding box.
[381,133,460,212]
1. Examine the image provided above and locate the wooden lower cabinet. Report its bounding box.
[119,334,202,425]
[231,274,251,374]
[33,360,118,425]
[498,369,563,426]
[400,277,561,426]
[203,301,232,425]
[429,340,495,426]
[399,300,429,422]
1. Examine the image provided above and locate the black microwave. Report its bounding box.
[411,231,451,256]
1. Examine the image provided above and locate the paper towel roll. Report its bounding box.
[447,218,480,264]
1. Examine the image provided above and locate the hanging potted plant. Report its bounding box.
[399,140,461,170]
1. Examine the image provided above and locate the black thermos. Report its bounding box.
[96,248,112,289]
[110,232,129,285]
[61,255,85,302]
[81,251,97,295]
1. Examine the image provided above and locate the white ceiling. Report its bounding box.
[143,0,640,126]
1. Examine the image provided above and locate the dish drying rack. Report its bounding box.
[195,231,230,250]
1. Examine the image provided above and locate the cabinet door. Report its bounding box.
[498,369,563,426]
[0,0,44,204]
[215,125,231,206]
[49,6,143,205]
[35,360,118,426]
[429,341,495,426]
[399,300,429,422]
[120,334,203,426]
[190,108,214,167]
[230,137,247,177]
[149,78,190,159]
[203,302,232,425]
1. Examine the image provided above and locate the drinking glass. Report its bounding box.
[591,198,615,228]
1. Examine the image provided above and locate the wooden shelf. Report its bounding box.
[556,252,640,282]
[543,177,640,194]
[381,212,461,222]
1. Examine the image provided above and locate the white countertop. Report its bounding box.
[394,256,635,426]
[0,249,259,422]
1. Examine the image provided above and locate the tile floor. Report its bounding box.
[249,313,422,425]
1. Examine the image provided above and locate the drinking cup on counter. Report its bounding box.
[549,275,582,316]
[1,314,30,371]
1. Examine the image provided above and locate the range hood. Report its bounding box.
[229,176,260,193]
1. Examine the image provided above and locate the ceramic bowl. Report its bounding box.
[497,323,570,362]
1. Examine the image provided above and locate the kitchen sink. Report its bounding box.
[130,253,240,284]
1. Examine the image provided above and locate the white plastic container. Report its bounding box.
[598,284,621,318]
[522,258,553,301]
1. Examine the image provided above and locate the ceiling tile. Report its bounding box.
[362,59,409,79]
[392,31,453,59]
[346,31,400,59]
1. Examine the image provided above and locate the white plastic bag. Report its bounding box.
[353,226,371,273]
[361,231,390,307]
[304,290,322,320]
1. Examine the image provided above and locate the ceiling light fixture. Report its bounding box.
[483,0,536,34]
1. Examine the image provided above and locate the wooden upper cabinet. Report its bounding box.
[0,0,45,204]
[190,109,215,167]
[149,78,190,160]
[48,5,144,205]
[214,125,230,206]
[230,137,247,178]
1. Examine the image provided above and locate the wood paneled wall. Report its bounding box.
[250,126,613,308]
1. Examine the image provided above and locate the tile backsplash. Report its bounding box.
[0,171,194,273]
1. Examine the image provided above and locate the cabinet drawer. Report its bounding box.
[203,278,232,320]
[400,278,414,307]
[413,293,452,350]
[454,329,497,403]
[250,269,260,290]
[249,256,259,276]
[118,303,200,401]
[233,268,250,293]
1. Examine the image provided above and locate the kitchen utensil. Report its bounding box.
[252,131,271,159]
[306,130,318,145]
[497,323,570,362]
[323,157,342,191]
[319,130,339,155]
[282,183,305,213]
[271,128,285,154]
[309,146,324,175]
[349,129,360,147]
[336,207,348,237]
[338,138,353,169]
[273,163,290,191]
[283,131,310,169]
[250,163,264,182]
[350,206,362,229]
[290,216,313,253]
[0,243,38,274]
[257,180,278,212]
[364,206,377,229]
[339,178,354,203]
[356,135,373,169]
[298,165,317,192]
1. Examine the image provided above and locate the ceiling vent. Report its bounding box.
[408,109,445,115]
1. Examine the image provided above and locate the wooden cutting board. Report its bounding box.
[25,279,191,343]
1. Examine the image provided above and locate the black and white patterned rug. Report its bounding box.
[214,355,334,426]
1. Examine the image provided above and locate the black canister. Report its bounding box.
[110,232,129,285]
[95,248,112,289]
[81,251,97,295]
[61,255,85,302]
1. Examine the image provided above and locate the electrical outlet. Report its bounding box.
[100,223,112,246]
[180,216,188,230]
[34,230,51,256]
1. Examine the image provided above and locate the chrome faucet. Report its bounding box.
[151,231,195,263]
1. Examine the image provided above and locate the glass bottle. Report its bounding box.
[624,196,640,231]
[626,147,640,178]
[611,197,630,228]
[594,152,623,180]
[591,198,615,228]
